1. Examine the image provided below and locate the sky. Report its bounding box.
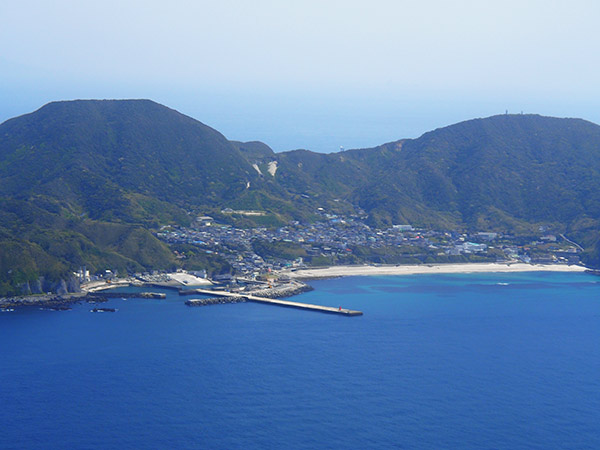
[1,0,600,152]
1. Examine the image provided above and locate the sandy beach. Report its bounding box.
[284,263,588,279]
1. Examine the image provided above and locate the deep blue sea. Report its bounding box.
[2,272,600,449]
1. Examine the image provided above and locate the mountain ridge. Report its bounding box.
[1,100,599,294]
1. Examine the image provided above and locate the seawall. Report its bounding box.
[245,281,314,299]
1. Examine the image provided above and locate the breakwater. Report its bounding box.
[92,291,166,299]
[180,285,363,316]
[185,297,246,307]
[246,281,314,299]
[180,281,314,299]
[244,295,363,316]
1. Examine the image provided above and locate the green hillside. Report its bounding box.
[0,100,270,215]
[1,101,600,295]
[263,115,600,261]
[0,100,287,294]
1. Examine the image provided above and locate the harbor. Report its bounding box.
[1,276,363,316]
[183,288,363,316]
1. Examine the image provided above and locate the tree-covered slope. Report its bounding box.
[0,100,269,217]
[0,100,279,293]
[387,114,600,227]
[2,101,600,295]
[263,114,600,263]
[0,99,326,294]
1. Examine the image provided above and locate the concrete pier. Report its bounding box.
[182,288,363,316]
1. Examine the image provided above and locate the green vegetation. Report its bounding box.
[265,115,600,266]
[252,239,308,260]
[0,198,178,295]
[1,100,600,295]
[169,244,232,276]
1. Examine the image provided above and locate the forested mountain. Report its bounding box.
[242,114,600,267]
[0,100,301,220]
[0,100,296,293]
[1,100,599,294]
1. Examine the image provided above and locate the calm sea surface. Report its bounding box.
[1,272,599,449]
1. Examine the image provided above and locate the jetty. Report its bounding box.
[181,288,363,316]
[185,296,246,307]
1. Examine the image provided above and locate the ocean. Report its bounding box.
[1,272,599,449]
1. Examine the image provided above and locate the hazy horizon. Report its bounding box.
[2,0,599,153]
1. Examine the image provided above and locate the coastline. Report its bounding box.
[283,262,588,280]
[1,263,590,309]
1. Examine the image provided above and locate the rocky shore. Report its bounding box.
[1,280,314,311]
[0,291,166,310]
[94,291,166,299]
[0,293,90,309]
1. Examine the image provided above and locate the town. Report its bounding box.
[154,209,582,279]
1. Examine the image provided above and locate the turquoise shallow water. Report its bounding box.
[1,272,599,449]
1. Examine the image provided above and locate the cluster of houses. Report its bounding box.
[154,211,581,278]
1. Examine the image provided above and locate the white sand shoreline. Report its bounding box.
[284,263,588,279]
